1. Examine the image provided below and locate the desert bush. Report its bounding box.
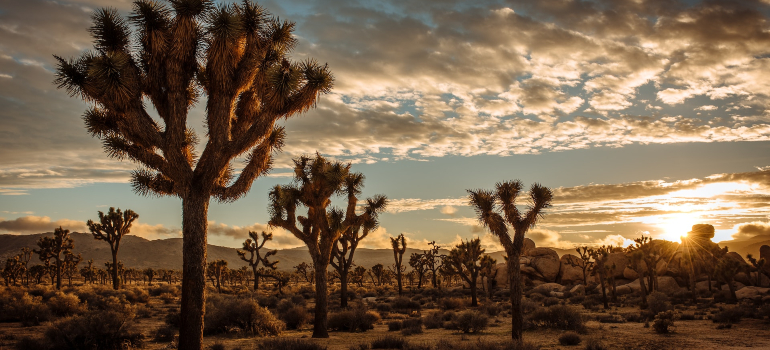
[0,291,51,326]
[14,336,49,350]
[154,324,177,342]
[527,292,545,302]
[647,292,671,315]
[159,292,176,304]
[543,297,560,307]
[204,295,284,336]
[257,338,327,350]
[596,314,624,323]
[328,303,380,332]
[679,312,696,321]
[388,318,422,335]
[376,303,393,313]
[652,310,678,334]
[526,305,586,332]
[712,307,743,324]
[583,338,607,350]
[580,295,601,310]
[281,305,310,330]
[479,302,501,317]
[423,311,444,329]
[520,299,539,314]
[559,331,582,346]
[148,284,178,296]
[446,310,488,333]
[371,335,408,349]
[257,295,279,308]
[392,296,421,311]
[568,295,585,304]
[48,292,85,317]
[429,339,539,350]
[44,308,143,350]
[439,297,465,310]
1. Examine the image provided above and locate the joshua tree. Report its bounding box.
[268,154,387,338]
[54,2,332,347]
[445,238,485,306]
[62,252,83,286]
[390,233,407,296]
[369,263,385,286]
[143,267,156,286]
[468,180,552,340]
[236,231,278,291]
[331,187,381,307]
[2,256,24,286]
[207,259,228,293]
[87,207,138,289]
[746,254,767,287]
[409,252,428,289]
[571,246,594,286]
[423,241,442,288]
[588,245,612,309]
[28,265,47,285]
[715,255,743,301]
[294,262,314,284]
[479,255,498,298]
[351,266,367,287]
[34,227,75,290]
[626,242,650,308]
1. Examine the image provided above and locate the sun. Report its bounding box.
[657,213,702,242]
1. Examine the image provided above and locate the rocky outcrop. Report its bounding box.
[735,286,769,300]
[525,247,560,282]
[530,283,565,296]
[605,252,628,279]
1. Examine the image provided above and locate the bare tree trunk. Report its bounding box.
[252,266,259,291]
[639,272,648,309]
[178,192,209,350]
[55,259,62,290]
[508,254,523,341]
[599,271,608,309]
[111,251,119,290]
[470,277,478,307]
[313,262,329,338]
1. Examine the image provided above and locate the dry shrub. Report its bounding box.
[583,338,608,350]
[652,310,678,334]
[0,290,51,326]
[159,292,176,304]
[48,292,85,317]
[370,335,408,349]
[432,339,539,350]
[558,331,582,346]
[257,338,327,350]
[392,297,421,312]
[647,292,671,315]
[204,295,284,336]
[281,305,310,330]
[43,307,143,350]
[447,310,488,333]
[526,305,586,332]
[712,307,743,324]
[148,284,178,297]
[439,297,466,310]
[328,303,380,332]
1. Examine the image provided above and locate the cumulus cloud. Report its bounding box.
[207,221,302,249]
[440,205,458,216]
[731,221,770,241]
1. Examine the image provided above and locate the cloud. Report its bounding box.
[0,216,86,233]
[731,221,770,241]
[386,198,468,213]
[440,205,458,216]
[207,221,302,249]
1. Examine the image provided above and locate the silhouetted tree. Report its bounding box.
[55,2,332,347]
[716,255,744,301]
[588,245,611,309]
[391,233,407,296]
[746,254,767,287]
[626,241,650,308]
[62,252,83,286]
[468,180,552,340]
[369,263,385,286]
[236,231,278,291]
[423,241,442,288]
[34,227,75,290]
[571,246,594,286]
[445,238,484,306]
[143,267,155,286]
[87,207,138,289]
[351,266,367,287]
[479,255,497,298]
[268,154,386,338]
[294,262,314,284]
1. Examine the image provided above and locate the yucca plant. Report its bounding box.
[54,1,332,348]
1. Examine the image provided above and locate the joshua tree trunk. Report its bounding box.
[313,259,329,338]
[179,192,209,350]
[508,256,523,340]
[340,269,349,308]
[599,270,608,309]
[111,250,119,290]
[639,273,648,309]
[252,266,259,291]
[55,260,62,290]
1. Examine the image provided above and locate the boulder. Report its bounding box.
[527,248,560,282]
[735,286,770,300]
[559,254,585,284]
[530,283,565,295]
[695,280,718,292]
[523,238,536,255]
[761,245,770,275]
[605,252,628,279]
[735,272,751,286]
[550,292,565,298]
[623,267,639,280]
[615,284,634,295]
[722,282,746,291]
[570,284,585,296]
[494,263,508,286]
[656,276,682,295]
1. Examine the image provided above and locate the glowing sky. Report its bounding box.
[2,0,770,251]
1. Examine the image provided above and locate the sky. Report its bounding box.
[2,0,770,253]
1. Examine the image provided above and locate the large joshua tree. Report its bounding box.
[390,233,407,296]
[54,1,332,348]
[236,231,278,291]
[87,207,138,290]
[468,180,552,341]
[268,154,387,338]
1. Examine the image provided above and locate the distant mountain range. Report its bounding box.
[2,231,764,271]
